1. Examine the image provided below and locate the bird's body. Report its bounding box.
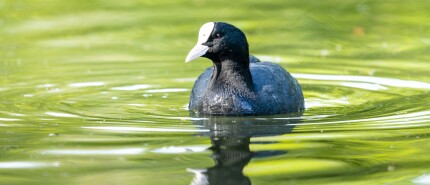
[189,57,304,115]
[186,22,304,116]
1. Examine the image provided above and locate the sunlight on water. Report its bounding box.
[305,98,349,108]
[0,162,61,169]
[0,1,429,185]
[309,110,430,125]
[68,82,106,87]
[40,148,146,155]
[144,88,189,93]
[413,174,430,185]
[0,118,21,121]
[111,84,153,91]
[151,145,208,154]
[82,126,210,133]
[340,82,387,91]
[36,84,56,88]
[45,112,79,118]
[294,73,430,89]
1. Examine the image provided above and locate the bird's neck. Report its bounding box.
[209,58,254,92]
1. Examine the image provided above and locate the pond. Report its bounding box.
[1,0,429,184]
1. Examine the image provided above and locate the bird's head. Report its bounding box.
[185,22,249,63]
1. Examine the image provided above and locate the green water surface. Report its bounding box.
[1,0,430,185]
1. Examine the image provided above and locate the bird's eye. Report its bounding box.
[215,33,222,38]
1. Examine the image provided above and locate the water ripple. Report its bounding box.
[151,145,209,154]
[111,84,153,91]
[82,126,209,133]
[0,161,61,169]
[68,82,105,87]
[0,118,21,121]
[305,98,349,108]
[301,110,430,126]
[36,84,56,88]
[144,88,188,93]
[45,112,79,118]
[40,148,146,155]
[340,82,388,91]
[413,174,430,185]
[294,73,430,89]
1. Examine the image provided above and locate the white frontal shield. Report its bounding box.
[185,22,215,62]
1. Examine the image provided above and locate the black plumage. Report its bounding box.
[187,22,304,116]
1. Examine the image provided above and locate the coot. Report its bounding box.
[186,22,304,116]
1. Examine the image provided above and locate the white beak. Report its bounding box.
[185,22,215,63]
[185,44,209,63]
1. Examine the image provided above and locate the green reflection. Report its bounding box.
[1,0,430,185]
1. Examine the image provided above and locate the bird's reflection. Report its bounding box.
[188,115,300,185]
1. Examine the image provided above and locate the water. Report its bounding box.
[1,0,430,184]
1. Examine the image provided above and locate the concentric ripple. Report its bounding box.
[1,1,430,184]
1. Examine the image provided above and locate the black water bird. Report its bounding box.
[186,22,304,116]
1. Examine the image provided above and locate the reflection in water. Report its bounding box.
[188,116,300,185]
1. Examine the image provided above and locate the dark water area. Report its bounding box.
[1,0,430,184]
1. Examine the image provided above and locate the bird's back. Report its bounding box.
[250,62,304,114]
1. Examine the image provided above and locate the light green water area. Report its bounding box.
[1,1,430,184]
